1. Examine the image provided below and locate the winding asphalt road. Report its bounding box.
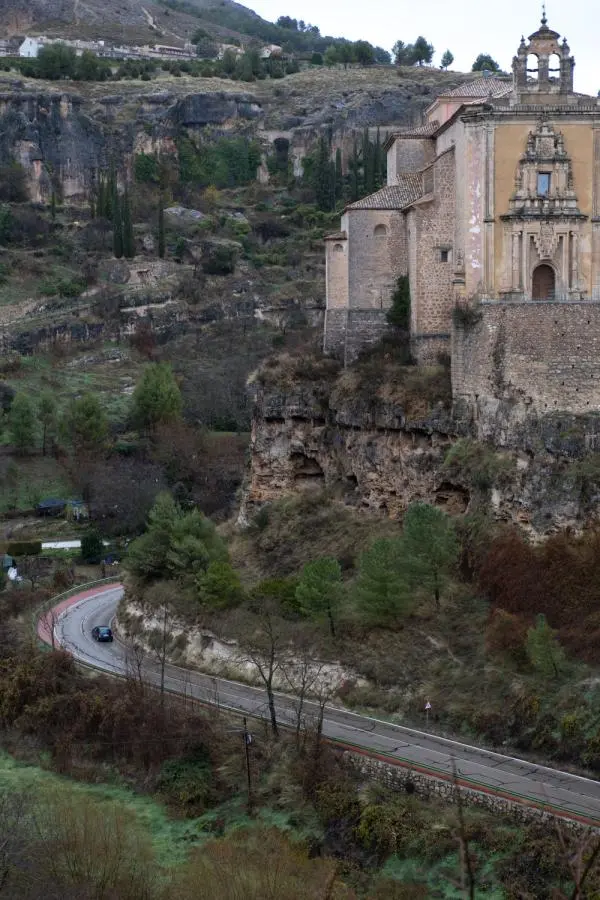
[45,584,600,827]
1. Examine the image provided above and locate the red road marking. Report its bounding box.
[37,586,119,646]
[38,583,600,828]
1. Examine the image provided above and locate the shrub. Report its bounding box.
[134,153,159,184]
[443,438,513,491]
[485,608,527,665]
[386,274,411,329]
[201,243,237,275]
[0,163,28,203]
[452,302,482,328]
[6,540,42,556]
[80,529,104,564]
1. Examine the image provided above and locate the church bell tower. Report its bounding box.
[512,9,575,102]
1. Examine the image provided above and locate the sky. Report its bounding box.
[242,0,599,95]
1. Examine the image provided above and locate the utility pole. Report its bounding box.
[243,717,253,816]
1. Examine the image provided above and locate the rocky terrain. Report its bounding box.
[244,349,600,536]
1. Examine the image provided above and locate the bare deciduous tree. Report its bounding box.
[241,604,283,738]
[39,604,59,650]
[148,604,175,704]
[19,556,51,591]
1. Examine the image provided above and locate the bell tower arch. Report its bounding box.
[512,10,575,102]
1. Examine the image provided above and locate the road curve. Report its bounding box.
[46,584,600,827]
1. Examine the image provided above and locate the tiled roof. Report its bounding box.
[441,77,512,99]
[395,121,440,138]
[346,173,424,211]
[324,231,347,240]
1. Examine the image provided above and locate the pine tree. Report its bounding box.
[122,184,135,259]
[440,49,454,70]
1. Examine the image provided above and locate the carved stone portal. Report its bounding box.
[500,122,587,298]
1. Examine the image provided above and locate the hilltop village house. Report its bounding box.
[324,17,600,419]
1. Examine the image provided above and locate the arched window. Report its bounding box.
[333,243,344,253]
[527,53,539,81]
[374,224,387,238]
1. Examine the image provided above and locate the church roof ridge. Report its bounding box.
[441,77,512,99]
[345,173,424,211]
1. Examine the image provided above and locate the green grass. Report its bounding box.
[0,457,73,513]
[4,348,144,428]
[0,752,204,867]
[0,752,321,869]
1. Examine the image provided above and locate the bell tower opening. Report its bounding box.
[512,11,575,101]
[532,263,556,300]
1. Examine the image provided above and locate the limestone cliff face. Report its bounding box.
[0,91,105,201]
[243,356,600,536]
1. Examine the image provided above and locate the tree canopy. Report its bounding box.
[353,538,412,625]
[9,393,36,455]
[472,53,500,72]
[131,363,182,432]
[125,492,228,587]
[401,502,459,609]
[440,50,454,70]
[296,556,343,636]
[393,37,434,66]
[63,394,108,454]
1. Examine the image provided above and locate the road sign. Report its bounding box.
[425,701,432,711]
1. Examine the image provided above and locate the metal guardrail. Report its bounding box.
[34,578,121,648]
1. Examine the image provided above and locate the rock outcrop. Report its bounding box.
[243,354,600,536]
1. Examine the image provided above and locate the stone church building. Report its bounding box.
[324,15,600,417]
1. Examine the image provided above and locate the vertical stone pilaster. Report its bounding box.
[592,129,600,298]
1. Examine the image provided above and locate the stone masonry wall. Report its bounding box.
[350,755,595,832]
[412,149,456,339]
[387,136,435,183]
[452,300,600,419]
[347,209,406,310]
[325,237,349,309]
[322,309,391,364]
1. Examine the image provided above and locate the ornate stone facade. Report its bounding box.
[324,17,600,375]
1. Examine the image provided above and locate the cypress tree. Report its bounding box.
[112,190,123,259]
[373,128,383,190]
[158,198,165,259]
[96,178,104,220]
[350,138,360,202]
[106,168,115,221]
[363,128,375,195]
[334,147,343,205]
[122,184,135,259]
[314,137,335,212]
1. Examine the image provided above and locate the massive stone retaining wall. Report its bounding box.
[453,300,600,422]
[323,308,391,364]
[349,754,596,832]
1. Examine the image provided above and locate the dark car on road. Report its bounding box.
[91,626,113,642]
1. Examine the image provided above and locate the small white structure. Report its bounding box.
[260,44,283,60]
[19,37,43,58]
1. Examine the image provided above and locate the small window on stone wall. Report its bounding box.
[333,243,344,253]
[374,224,387,238]
[439,248,451,263]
